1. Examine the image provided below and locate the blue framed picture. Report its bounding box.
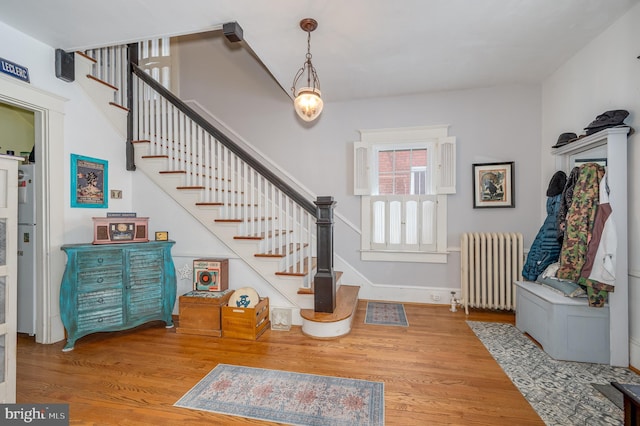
[70,154,108,208]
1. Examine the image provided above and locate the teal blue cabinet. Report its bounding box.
[60,241,177,351]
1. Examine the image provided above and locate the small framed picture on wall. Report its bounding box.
[71,154,108,208]
[472,161,515,208]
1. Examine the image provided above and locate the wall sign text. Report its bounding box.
[0,57,30,83]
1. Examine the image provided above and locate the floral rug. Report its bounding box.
[174,364,384,425]
[364,302,408,326]
[468,321,640,425]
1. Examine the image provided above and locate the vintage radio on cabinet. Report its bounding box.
[92,217,149,244]
[193,258,229,291]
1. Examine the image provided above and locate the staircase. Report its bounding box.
[72,44,359,337]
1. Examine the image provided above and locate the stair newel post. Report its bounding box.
[314,196,337,313]
[126,43,138,171]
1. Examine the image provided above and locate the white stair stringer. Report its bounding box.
[133,143,315,325]
[74,52,128,138]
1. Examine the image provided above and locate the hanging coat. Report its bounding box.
[557,163,605,282]
[557,166,580,243]
[522,171,566,281]
[578,172,616,307]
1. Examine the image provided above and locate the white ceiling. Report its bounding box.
[1,0,638,102]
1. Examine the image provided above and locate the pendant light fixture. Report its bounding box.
[291,18,323,122]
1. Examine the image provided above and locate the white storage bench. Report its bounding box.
[515,280,610,364]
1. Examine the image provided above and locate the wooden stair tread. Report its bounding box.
[109,101,129,112]
[215,217,274,223]
[275,257,316,276]
[255,243,308,258]
[233,230,290,240]
[197,202,254,207]
[75,51,96,63]
[86,74,118,91]
[300,285,360,323]
[196,202,224,206]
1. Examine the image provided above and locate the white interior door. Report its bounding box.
[0,155,20,403]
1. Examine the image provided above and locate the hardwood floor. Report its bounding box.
[17,301,543,425]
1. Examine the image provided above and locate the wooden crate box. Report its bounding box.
[176,290,234,337]
[222,297,270,340]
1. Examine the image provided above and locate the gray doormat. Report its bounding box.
[592,383,623,410]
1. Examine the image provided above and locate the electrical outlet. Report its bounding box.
[110,189,122,199]
[431,294,441,302]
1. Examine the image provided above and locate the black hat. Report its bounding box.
[584,110,629,135]
[552,132,577,148]
[546,171,567,197]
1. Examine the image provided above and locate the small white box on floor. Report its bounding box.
[271,308,292,331]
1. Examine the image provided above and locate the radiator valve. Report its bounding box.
[450,291,460,312]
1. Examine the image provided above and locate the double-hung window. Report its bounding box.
[354,125,456,263]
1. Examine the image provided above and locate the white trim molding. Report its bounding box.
[0,74,67,345]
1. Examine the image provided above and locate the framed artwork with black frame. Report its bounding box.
[70,154,108,208]
[472,161,515,208]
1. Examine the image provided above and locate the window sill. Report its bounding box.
[360,250,448,264]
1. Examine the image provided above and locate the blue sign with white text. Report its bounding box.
[0,57,30,83]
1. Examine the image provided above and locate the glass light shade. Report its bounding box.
[294,88,323,122]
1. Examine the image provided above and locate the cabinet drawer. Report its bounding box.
[78,288,123,312]
[77,269,123,290]
[130,285,162,303]
[129,271,162,286]
[77,308,124,331]
[130,250,163,269]
[129,285,162,317]
[77,250,123,270]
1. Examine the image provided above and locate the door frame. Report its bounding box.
[0,74,67,344]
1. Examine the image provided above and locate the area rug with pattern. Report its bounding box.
[174,364,384,425]
[364,302,408,326]
[468,321,640,425]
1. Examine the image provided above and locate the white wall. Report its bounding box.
[172,31,543,302]
[0,21,135,343]
[0,21,134,242]
[542,3,640,367]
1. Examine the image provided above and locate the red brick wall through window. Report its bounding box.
[377,148,427,194]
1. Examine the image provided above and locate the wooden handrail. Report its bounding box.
[128,62,317,217]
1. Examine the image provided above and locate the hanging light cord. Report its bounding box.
[292,30,320,95]
[304,31,312,87]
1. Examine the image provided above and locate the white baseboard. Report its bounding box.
[359,284,461,305]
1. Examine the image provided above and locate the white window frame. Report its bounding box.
[410,166,428,195]
[354,125,456,263]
